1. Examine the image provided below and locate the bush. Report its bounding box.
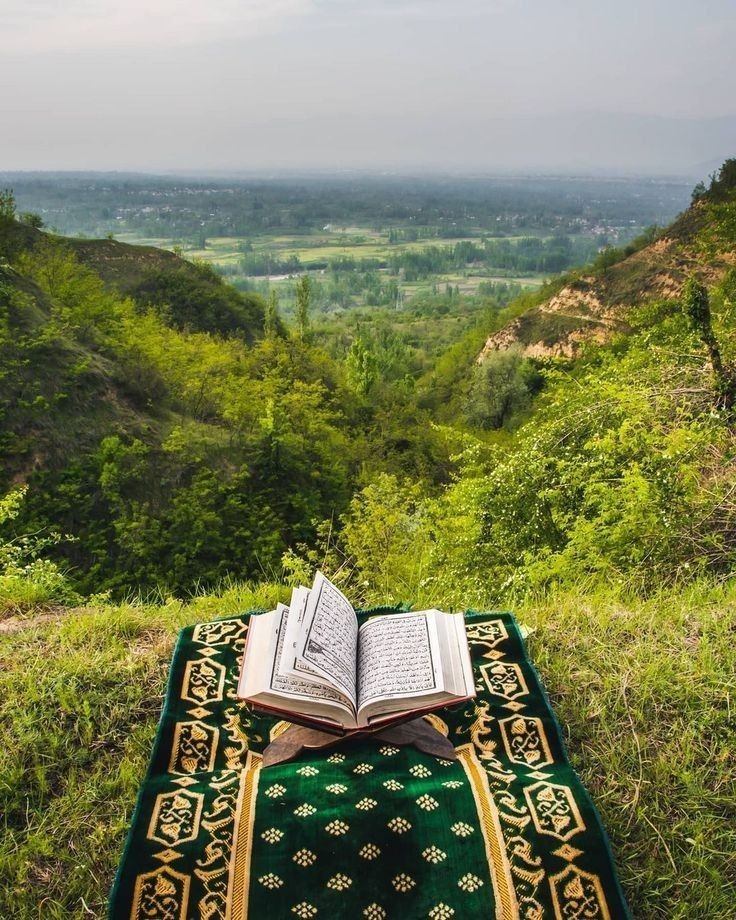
[0,487,79,614]
[464,346,541,429]
[341,473,431,604]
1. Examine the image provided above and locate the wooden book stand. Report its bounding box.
[262,717,457,767]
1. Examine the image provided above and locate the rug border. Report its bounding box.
[107,624,190,916]
[487,609,633,920]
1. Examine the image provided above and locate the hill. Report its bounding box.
[1,217,266,339]
[477,185,736,360]
[0,214,351,595]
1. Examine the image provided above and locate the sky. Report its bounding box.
[2,0,735,175]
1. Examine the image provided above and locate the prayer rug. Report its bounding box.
[109,609,631,919]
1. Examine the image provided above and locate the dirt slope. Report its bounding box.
[478,202,735,361]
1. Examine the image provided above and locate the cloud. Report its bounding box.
[4,0,315,52]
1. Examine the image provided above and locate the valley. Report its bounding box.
[4,171,693,371]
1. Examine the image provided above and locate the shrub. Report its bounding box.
[0,487,79,614]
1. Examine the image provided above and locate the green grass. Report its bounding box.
[1,580,733,918]
[0,582,288,919]
[518,581,736,919]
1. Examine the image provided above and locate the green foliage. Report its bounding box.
[464,347,540,429]
[681,276,711,334]
[0,189,16,220]
[19,212,44,229]
[681,275,734,409]
[705,157,736,202]
[239,249,302,276]
[0,487,78,614]
[128,261,265,339]
[691,180,707,202]
[384,235,598,279]
[264,289,281,339]
[17,238,130,345]
[698,159,736,252]
[54,350,356,595]
[341,473,431,604]
[294,274,312,341]
[345,337,379,396]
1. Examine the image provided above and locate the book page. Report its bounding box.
[434,610,475,698]
[281,586,309,669]
[270,606,353,712]
[237,608,275,700]
[356,611,441,710]
[280,586,334,686]
[296,572,358,703]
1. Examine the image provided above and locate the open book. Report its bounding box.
[237,571,475,733]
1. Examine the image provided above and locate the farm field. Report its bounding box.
[115,227,549,308]
[116,227,542,267]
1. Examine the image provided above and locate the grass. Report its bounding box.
[1,579,733,917]
[517,581,736,919]
[0,581,288,919]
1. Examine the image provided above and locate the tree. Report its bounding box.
[465,347,538,429]
[345,337,379,396]
[704,159,736,250]
[265,289,280,339]
[707,158,736,201]
[681,276,735,410]
[0,189,16,220]
[294,274,312,341]
[592,245,623,275]
[20,211,44,229]
[691,180,707,203]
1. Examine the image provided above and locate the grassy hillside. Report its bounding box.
[0,582,733,918]
[1,220,267,339]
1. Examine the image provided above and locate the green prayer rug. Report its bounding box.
[109,609,631,920]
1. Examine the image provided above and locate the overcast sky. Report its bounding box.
[2,0,735,174]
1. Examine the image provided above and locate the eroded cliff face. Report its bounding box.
[477,204,734,362]
[478,280,619,361]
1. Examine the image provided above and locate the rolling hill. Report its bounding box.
[0,214,353,595]
[1,218,266,339]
